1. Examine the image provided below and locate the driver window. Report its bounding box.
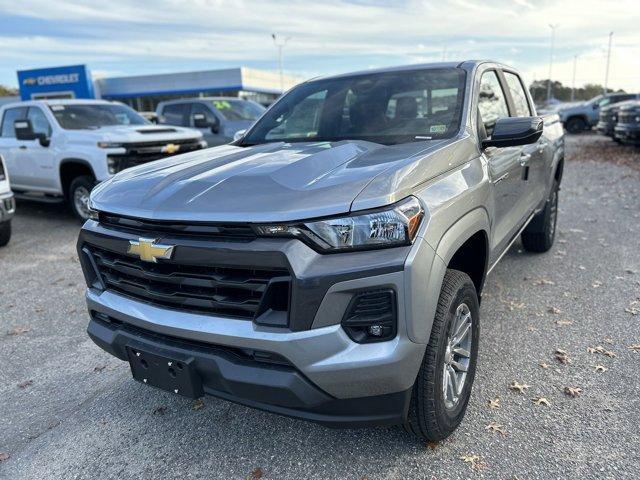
[478,71,509,136]
[265,90,327,140]
[190,103,216,127]
[27,107,52,137]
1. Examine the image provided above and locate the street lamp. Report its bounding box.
[271,33,291,94]
[571,55,578,102]
[604,31,613,95]
[546,24,559,103]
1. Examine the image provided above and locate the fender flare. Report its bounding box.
[59,158,96,195]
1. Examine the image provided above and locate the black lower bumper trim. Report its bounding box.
[87,317,411,428]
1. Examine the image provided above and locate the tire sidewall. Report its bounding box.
[432,280,480,430]
[68,176,95,221]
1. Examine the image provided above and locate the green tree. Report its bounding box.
[0,85,18,96]
[528,79,625,104]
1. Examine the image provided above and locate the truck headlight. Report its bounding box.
[255,196,424,252]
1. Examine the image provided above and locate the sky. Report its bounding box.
[0,0,639,92]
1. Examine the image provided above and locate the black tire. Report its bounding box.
[68,175,95,221]
[565,117,586,134]
[0,220,11,247]
[405,269,480,442]
[521,180,559,253]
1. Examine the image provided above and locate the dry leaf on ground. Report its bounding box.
[509,381,531,394]
[593,365,608,373]
[0,452,9,462]
[460,454,487,472]
[18,380,33,389]
[488,397,501,409]
[628,344,640,352]
[152,406,167,415]
[539,362,550,369]
[7,325,31,336]
[554,349,571,364]
[193,399,205,411]
[548,306,561,314]
[485,422,507,436]
[248,467,264,480]
[533,397,551,406]
[564,387,583,397]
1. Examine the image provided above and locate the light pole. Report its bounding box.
[604,31,613,95]
[271,33,291,94]
[571,54,578,102]
[546,24,559,103]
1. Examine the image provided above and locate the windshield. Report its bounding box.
[212,100,266,121]
[49,103,150,129]
[242,68,466,146]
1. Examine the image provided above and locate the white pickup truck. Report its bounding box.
[0,154,15,246]
[0,100,206,220]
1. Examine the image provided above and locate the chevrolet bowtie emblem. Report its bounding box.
[127,238,174,263]
[162,143,180,154]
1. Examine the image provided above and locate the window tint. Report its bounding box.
[27,107,52,137]
[503,72,531,117]
[190,103,217,127]
[265,90,327,140]
[478,71,509,134]
[160,103,188,126]
[1,107,28,137]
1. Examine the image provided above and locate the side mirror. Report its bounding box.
[14,119,50,147]
[593,103,599,110]
[210,118,220,134]
[192,113,210,129]
[233,129,247,142]
[482,117,543,149]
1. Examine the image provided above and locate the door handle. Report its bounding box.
[519,153,531,166]
[19,145,27,150]
[537,142,548,153]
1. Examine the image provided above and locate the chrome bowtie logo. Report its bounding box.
[127,238,174,263]
[161,143,180,154]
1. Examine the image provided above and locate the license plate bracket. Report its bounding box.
[126,345,203,399]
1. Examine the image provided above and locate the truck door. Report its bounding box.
[478,70,528,261]
[22,107,57,190]
[0,107,28,189]
[189,102,224,146]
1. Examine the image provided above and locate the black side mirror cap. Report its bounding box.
[14,119,50,147]
[482,116,543,149]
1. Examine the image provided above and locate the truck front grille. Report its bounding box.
[618,112,639,125]
[108,138,203,173]
[87,246,290,319]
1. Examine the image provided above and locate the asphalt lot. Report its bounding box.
[1,133,639,479]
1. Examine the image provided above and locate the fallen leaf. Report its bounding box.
[578,265,586,270]
[625,269,636,275]
[548,306,561,314]
[564,387,582,398]
[625,307,639,316]
[587,345,616,357]
[527,326,538,332]
[533,397,551,407]
[193,399,205,411]
[533,278,555,286]
[93,365,107,373]
[152,406,167,415]
[592,281,602,288]
[7,325,31,336]
[593,365,608,373]
[485,422,507,436]
[488,397,501,409]
[426,441,439,450]
[18,380,33,389]
[508,381,531,394]
[554,349,571,364]
[460,454,486,472]
[539,362,550,369]
[0,452,9,462]
[248,467,264,480]
[555,319,573,326]
[628,344,640,352]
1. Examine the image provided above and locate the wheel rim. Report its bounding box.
[442,303,472,410]
[548,188,558,242]
[73,186,91,220]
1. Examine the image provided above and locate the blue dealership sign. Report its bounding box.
[17,64,95,100]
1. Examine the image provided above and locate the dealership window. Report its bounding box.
[503,72,532,117]
[27,107,52,137]
[1,107,28,137]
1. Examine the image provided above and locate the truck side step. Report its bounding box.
[13,192,65,204]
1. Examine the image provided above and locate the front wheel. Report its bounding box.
[565,117,587,134]
[0,220,11,247]
[404,269,480,442]
[521,180,558,253]
[68,175,95,221]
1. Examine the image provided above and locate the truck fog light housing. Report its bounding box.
[341,289,397,343]
[107,157,119,175]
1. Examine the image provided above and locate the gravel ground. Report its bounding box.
[1,133,639,479]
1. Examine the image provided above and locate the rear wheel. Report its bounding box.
[68,175,95,221]
[522,180,558,253]
[404,269,479,442]
[565,117,587,134]
[0,220,11,247]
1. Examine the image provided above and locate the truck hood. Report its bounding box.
[90,138,456,223]
[65,125,202,144]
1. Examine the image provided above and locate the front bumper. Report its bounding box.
[596,121,614,136]
[0,191,15,223]
[77,218,436,426]
[614,124,640,144]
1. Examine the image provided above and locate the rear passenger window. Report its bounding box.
[478,71,509,135]
[503,72,532,117]
[160,104,187,126]
[1,107,28,137]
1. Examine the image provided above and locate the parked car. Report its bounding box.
[0,99,206,220]
[0,154,15,246]
[558,93,640,134]
[614,100,640,145]
[156,97,266,146]
[79,61,564,442]
[596,100,638,140]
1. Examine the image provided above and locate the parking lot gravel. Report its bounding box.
[1,133,639,479]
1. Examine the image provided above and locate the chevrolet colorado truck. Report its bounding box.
[0,99,206,220]
[559,92,639,134]
[78,61,564,442]
[614,100,640,145]
[0,155,15,246]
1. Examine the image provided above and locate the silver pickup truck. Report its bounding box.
[78,60,564,442]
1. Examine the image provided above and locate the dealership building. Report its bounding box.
[15,64,303,110]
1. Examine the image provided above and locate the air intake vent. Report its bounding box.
[136,128,177,134]
[342,289,397,343]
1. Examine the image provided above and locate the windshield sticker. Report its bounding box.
[213,100,231,110]
[50,105,65,111]
[429,124,447,133]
